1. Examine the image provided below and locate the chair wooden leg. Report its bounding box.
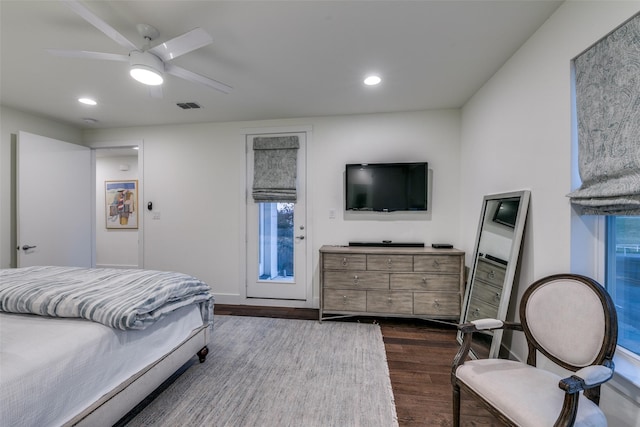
[453,383,461,427]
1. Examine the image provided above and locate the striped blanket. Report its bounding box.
[0,266,213,330]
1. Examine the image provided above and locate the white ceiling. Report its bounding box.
[0,0,563,130]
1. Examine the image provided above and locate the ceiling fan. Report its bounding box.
[47,0,232,96]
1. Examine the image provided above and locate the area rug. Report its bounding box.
[124,315,398,427]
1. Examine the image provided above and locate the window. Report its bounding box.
[606,216,640,356]
[257,203,294,282]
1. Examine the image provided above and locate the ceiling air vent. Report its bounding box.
[176,102,201,110]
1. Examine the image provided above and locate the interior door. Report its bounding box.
[17,131,93,267]
[246,132,307,300]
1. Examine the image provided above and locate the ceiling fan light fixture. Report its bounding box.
[129,51,164,86]
[130,67,163,85]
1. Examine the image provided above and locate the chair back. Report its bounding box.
[520,274,617,371]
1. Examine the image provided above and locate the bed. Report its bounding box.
[0,266,214,427]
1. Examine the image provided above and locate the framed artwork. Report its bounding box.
[105,180,138,229]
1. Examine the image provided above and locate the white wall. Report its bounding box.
[0,106,82,268]
[95,154,139,268]
[460,1,640,424]
[82,110,462,304]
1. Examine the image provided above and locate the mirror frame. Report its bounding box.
[458,190,531,358]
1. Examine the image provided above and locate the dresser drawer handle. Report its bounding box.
[487,270,495,280]
[342,257,348,266]
[493,292,501,303]
[387,297,393,305]
[433,299,440,309]
[387,258,393,269]
[353,275,359,285]
[471,308,480,318]
[342,295,348,305]
[433,260,440,268]
[422,276,428,285]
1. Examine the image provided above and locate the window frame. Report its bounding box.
[601,216,640,403]
[605,216,640,357]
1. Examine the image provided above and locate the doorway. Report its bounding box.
[94,146,141,268]
[246,131,308,300]
[14,133,143,268]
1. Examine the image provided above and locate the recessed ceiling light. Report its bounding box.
[78,97,97,106]
[364,75,382,86]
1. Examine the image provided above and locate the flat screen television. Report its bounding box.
[345,162,428,212]
[492,198,520,228]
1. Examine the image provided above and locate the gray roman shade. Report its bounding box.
[568,13,640,215]
[252,136,299,202]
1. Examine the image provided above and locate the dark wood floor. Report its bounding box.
[215,304,503,427]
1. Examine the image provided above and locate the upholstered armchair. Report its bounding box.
[451,274,618,426]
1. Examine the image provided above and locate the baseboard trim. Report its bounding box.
[95,264,139,269]
[213,293,319,309]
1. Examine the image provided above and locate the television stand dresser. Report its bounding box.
[319,245,465,322]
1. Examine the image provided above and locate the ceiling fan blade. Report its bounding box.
[62,0,137,51]
[149,28,212,61]
[165,64,232,94]
[47,49,129,62]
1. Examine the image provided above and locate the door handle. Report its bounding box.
[21,245,37,250]
[295,235,305,240]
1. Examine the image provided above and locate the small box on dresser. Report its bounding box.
[319,245,465,321]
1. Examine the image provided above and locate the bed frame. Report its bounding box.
[64,325,210,426]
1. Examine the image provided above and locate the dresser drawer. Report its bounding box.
[466,296,499,321]
[324,289,366,312]
[414,255,461,273]
[367,255,413,271]
[414,292,460,316]
[323,253,366,270]
[390,273,460,291]
[366,291,413,314]
[323,271,389,289]
[475,259,506,286]
[469,282,502,306]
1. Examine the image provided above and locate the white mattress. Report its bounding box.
[0,304,204,427]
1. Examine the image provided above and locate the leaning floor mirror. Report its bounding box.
[458,190,531,359]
